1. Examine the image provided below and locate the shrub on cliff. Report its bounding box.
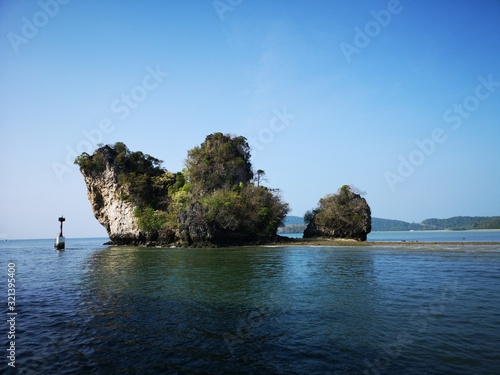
[75,142,173,211]
[134,207,168,233]
[74,151,107,174]
[201,184,289,238]
[304,185,371,241]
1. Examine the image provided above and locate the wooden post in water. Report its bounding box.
[55,216,66,250]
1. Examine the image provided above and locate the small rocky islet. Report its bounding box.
[75,133,371,247]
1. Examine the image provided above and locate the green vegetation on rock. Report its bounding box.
[185,132,253,194]
[134,207,168,233]
[304,185,372,241]
[76,133,289,246]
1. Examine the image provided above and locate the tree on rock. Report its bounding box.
[185,132,253,194]
[303,185,371,241]
[180,132,289,246]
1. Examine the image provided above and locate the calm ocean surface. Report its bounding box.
[1,233,500,374]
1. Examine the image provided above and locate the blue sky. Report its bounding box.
[1,0,499,239]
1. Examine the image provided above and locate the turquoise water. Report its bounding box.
[1,238,500,374]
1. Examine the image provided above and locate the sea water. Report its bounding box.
[368,229,500,242]
[1,237,500,374]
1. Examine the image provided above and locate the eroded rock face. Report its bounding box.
[79,146,143,245]
[176,202,215,247]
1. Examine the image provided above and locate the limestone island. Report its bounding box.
[75,133,371,247]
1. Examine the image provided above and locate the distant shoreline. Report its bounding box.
[281,216,500,233]
[271,237,500,247]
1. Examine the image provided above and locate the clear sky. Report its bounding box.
[1,0,499,239]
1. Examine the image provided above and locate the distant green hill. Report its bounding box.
[282,216,304,226]
[371,218,424,231]
[421,216,500,230]
[279,215,500,233]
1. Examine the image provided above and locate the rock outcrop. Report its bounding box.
[76,138,289,247]
[176,202,215,247]
[303,185,371,241]
[78,146,368,246]
[79,146,145,245]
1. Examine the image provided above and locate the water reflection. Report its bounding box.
[71,245,500,374]
[77,247,383,372]
[78,247,297,372]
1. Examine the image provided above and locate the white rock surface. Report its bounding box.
[82,165,141,242]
